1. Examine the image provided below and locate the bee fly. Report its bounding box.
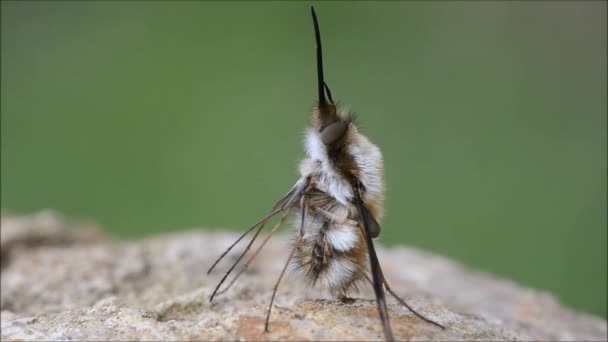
[208,7,445,341]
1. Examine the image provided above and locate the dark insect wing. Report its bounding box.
[355,185,446,337]
[354,186,395,341]
[361,205,382,238]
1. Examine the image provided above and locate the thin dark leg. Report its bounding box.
[381,276,445,329]
[212,216,264,296]
[215,268,243,295]
[209,208,292,302]
[207,208,282,274]
[207,183,301,275]
[210,220,268,299]
[265,201,307,332]
[362,273,445,330]
[212,181,310,296]
[264,236,303,332]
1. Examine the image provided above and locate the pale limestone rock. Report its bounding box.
[1,211,606,341]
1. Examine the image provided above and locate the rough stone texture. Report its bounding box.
[1,211,606,341]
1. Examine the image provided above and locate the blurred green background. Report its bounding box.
[1,1,606,319]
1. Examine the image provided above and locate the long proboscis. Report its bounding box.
[311,6,326,106]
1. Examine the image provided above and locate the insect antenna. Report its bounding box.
[265,200,308,332]
[209,207,294,302]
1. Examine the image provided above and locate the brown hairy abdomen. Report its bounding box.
[294,191,368,296]
[311,221,332,274]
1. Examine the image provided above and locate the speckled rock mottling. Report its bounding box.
[1,211,606,341]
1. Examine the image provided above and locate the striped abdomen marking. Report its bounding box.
[311,221,332,276]
[294,202,367,296]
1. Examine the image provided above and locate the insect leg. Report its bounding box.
[212,178,311,295]
[227,207,293,287]
[213,215,274,296]
[381,275,445,329]
[357,234,445,330]
[272,183,298,210]
[209,207,293,302]
[207,182,301,275]
[210,219,269,299]
[264,200,308,332]
[207,208,282,275]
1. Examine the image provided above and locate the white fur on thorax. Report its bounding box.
[301,128,353,205]
[300,127,384,206]
[347,134,384,207]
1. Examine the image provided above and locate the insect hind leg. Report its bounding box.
[363,273,445,330]
[265,200,308,333]
[383,278,445,330]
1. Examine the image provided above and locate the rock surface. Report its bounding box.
[1,210,606,341]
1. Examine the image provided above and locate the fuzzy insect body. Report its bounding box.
[293,107,384,297]
[207,7,444,341]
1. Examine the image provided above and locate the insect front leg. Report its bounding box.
[209,177,310,301]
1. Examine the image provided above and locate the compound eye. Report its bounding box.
[320,121,348,145]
